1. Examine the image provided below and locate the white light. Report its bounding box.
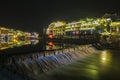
[116,27,119,32]
[107,18,111,21]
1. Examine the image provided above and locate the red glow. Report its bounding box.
[48,35,54,38]
[76,31,79,35]
[48,42,54,46]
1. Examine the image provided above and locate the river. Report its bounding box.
[39,50,120,80]
[0,40,120,80]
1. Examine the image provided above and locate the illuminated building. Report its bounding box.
[46,18,111,39]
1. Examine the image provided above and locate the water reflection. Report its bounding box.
[0,39,39,50]
[82,50,112,80]
[46,41,72,50]
[39,50,120,80]
[100,50,112,66]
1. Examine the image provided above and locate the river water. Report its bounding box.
[0,40,120,80]
[39,50,120,80]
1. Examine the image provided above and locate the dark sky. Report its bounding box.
[0,0,119,33]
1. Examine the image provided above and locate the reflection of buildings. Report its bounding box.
[0,39,39,50]
[46,41,64,50]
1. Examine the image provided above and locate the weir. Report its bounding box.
[2,44,97,79]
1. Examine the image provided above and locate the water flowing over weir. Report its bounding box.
[2,45,97,79]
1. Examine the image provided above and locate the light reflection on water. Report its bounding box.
[100,50,112,66]
[39,50,120,80]
[0,39,39,50]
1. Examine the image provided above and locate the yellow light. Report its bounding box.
[13,35,18,39]
[100,50,112,66]
[102,51,107,54]
[13,39,18,43]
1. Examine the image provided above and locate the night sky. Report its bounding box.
[0,0,119,33]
